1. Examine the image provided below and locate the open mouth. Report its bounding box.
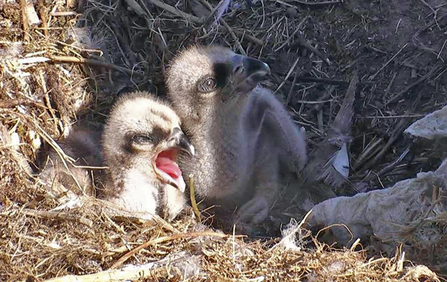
[154,149,186,192]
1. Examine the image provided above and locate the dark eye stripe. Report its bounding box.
[124,126,170,152]
[132,135,153,144]
[213,63,229,87]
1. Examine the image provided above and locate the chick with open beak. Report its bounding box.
[154,127,194,193]
[101,91,194,220]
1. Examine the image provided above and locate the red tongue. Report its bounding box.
[155,150,181,179]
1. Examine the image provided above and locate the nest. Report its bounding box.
[1,0,446,281]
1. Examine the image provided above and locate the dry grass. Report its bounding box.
[1,0,446,281]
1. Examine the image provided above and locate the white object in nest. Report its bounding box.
[308,158,447,246]
[24,0,41,26]
[405,105,447,139]
[27,130,41,150]
[331,143,350,178]
[10,132,21,146]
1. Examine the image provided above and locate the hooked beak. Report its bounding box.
[166,127,195,157]
[153,127,195,193]
[231,54,271,92]
[153,128,194,193]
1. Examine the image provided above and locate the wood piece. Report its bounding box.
[111,231,233,269]
[149,0,202,24]
[281,0,343,7]
[233,30,264,46]
[360,117,411,172]
[20,0,29,41]
[368,43,408,81]
[48,55,144,76]
[385,61,443,105]
[43,262,170,282]
[197,0,247,55]
[188,174,201,222]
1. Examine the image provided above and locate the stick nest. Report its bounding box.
[1,0,446,281]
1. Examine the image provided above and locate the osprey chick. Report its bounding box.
[100,92,194,220]
[166,46,307,224]
[41,92,194,221]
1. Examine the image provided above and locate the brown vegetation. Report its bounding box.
[1,0,446,280]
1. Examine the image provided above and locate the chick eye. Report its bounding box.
[198,77,217,93]
[132,135,153,144]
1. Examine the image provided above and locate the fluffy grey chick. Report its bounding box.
[99,92,195,220]
[166,46,307,224]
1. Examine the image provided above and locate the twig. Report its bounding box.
[286,68,300,104]
[437,38,447,59]
[310,85,335,115]
[358,114,425,119]
[294,75,375,86]
[368,43,408,81]
[0,99,47,109]
[50,11,78,16]
[360,118,410,172]
[296,99,333,105]
[385,61,443,105]
[203,0,230,28]
[417,0,437,20]
[275,56,300,94]
[197,0,246,55]
[220,20,246,55]
[412,13,447,49]
[38,69,59,133]
[48,55,144,76]
[384,72,398,98]
[38,0,49,37]
[274,0,295,8]
[353,137,383,171]
[111,231,233,269]
[189,174,201,222]
[123,0,145,16]
[149,0,202,24]
[233,30,263,46]
[22,208,93,227]
[279,0,343,7]
[43,262,171,282]
[55,40,104,56]
[374,147,410,178]
[294,33,330,65]
[20,0,29,41]
[274,16,309,52]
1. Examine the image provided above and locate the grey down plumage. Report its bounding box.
[166,46,307,224]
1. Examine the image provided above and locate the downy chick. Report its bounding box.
[166,46,307,224]
[40,91,194,220]
[99,91,195,220]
